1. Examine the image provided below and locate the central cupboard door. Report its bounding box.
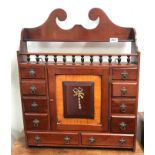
[48,66,109,131]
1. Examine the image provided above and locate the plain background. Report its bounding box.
[0,0,155,154]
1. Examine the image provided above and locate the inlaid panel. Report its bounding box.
[63,81,94,118]
[56,75,101,125]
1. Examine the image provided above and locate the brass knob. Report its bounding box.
[64,136,70,144]
[29,69,36,78]
[119,138,126,145]
[119,122,127,130]
[120,87,127,96]
[31,102,38,111]
[120,104,127,113]
[30,85,37,94]
[88,137,95,144]
[121,71,128,80]
[33,119,40,127]
[34,135,40,144]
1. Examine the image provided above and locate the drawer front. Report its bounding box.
[24,114,48,130]
[111,98,136,114]
[21,80,46,96]
[111,116,135,133]
[112,82,137,97]
[23,98,48,113]
[27,132,79,145]
[112,68,137,80]
[81,133,134,148]
[20,66,45,79]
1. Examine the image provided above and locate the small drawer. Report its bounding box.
[24,114,48,130]
[20,66,45,79]
[26,132,79,145]
[111,116,135,133]
[111,98,136,114]
[23,97,48,113]
[81,133,134,148]
[21,80,46,96]
[112,68,138,80]
[112,81,137,97]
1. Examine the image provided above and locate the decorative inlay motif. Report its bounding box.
[73,87,84,110]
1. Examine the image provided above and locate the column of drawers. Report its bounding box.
[20,65,49,131]
[111,68,138,135]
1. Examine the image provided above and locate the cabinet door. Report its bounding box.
[48,66,109,132]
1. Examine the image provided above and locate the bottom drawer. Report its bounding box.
[27,132,79,146]
[82,133,134,148]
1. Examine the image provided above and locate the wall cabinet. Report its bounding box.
[17,8,140,151]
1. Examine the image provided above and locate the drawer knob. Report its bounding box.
[120,87,127,96]
[30,85,37,94]
[119,122,127,130]
[33,119,40,127]
[29,69,36,78]
[120,104,127,113]
[88,137,95,144]
[31,102,38,111]
[121,71,128,79]
[64,136,70,144]
[34,135,40,144]
[119,138,126,145]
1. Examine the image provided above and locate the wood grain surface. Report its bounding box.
[12,136,143,155]
[56,75,101,125]
[20,8,135,42]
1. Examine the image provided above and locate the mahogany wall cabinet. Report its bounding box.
[17,8,140,151]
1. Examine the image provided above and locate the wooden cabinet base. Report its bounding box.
[26,131,134,149]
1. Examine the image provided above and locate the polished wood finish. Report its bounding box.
[26,131,135,148]
[63,81,94,118]
[20,66,45,79]
[111,98,136,114]
[50,68,108,131]
[112,68,138,80]
[21,80,46,96]
[27,132,79,145]
[81,133,134,148]
[17,8,140,150]
[112,81,137,97]
[111,116,136,134]
[22,97,48,113]
[12,136,144,155]
[20,8,135,42]
[24,114,49,130]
